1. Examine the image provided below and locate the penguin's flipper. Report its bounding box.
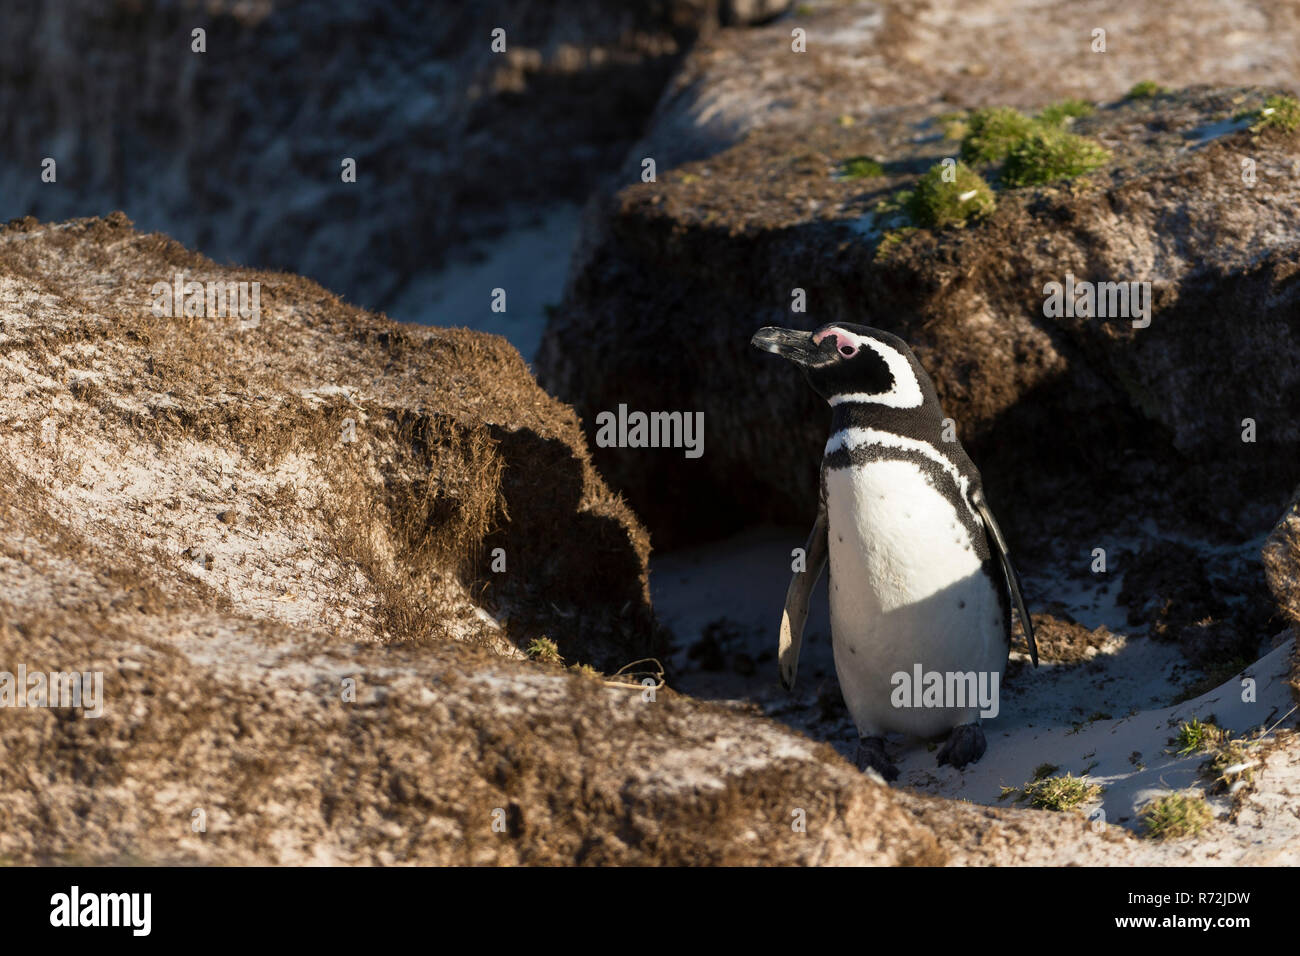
[970,488,1038,667]
[779,506,828,691]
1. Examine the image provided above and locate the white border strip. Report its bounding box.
[825,427,976,519]
[821,331,923,409]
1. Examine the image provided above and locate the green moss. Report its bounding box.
[905,161,995,227]
[1125,81,1166,100]
[1008,772,1103,811]
[1032,762,1060,781]
[959,105,1109,185]
[1251,94,1300,132]
[960,107,1040,163]
[874,190,912,215]
[1140,793,1213,840]
[873,227,916,262]
[1038,99,1095,126]
[1000,128,1111,186]
[936,111,969,142]
[841,156,885,178]
[1172,717,1226,756]
[570,663,601,680]
[526,637,562,665]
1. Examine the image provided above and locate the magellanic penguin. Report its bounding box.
[751,323,1037,780]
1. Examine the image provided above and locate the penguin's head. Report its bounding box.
[750,323,926,409]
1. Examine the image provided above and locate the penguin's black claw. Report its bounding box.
[855,736,899,781]
[936,722,987,770]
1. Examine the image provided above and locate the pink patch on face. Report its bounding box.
[813,327,857,356]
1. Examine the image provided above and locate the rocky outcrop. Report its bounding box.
[1,609,954,865]
[0,0,788,316]
[540,2,1300,548]
[0,213,655,667]
[1263,485,1300,703]
[0,213,1144,865]
[1265,486,1300,626]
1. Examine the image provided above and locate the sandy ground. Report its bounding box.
[652,526,1300,863]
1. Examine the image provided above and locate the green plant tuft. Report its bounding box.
[1251,94,1300,132]
[1038,99,1095,126]
[1140,792,1213,840]
[1000,128,1111,186]
[1202,739,1258,793]
[841,156,885,179]
[905,161,995,227]
[960,107,1040,163]
[873,227,917,262]
[1172,717,1225,756]
[1125,81,1166,100]
[936,111,969,141]
[1009,772,1103,811]
[526,637,562,665]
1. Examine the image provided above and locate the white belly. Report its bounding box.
[825,459,1007,738]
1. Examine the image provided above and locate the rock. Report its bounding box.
[0,609,956,864]
[721,0,793,26]
[540,2,1300,548]
[0,213,653,669]
[0,214,1136,864]
[1264,485,1300,628]
[1263,484,1300,703]
[1117,540,1275,670]
[0,1,747,315]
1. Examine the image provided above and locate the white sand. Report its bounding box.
[653,525,1300,863]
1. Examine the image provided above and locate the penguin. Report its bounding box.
[751,322,1037,780]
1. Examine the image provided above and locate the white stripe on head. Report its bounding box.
[814,327,924,409]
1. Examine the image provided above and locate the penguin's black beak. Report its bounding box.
[750,326,820,367]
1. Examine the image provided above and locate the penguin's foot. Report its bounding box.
[854,736,899,781]
[936,722,986,770]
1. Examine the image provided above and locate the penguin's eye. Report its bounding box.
[813,327,860,357]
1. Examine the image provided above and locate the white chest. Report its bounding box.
[824,458,1007,736]
[825,459,983,609]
